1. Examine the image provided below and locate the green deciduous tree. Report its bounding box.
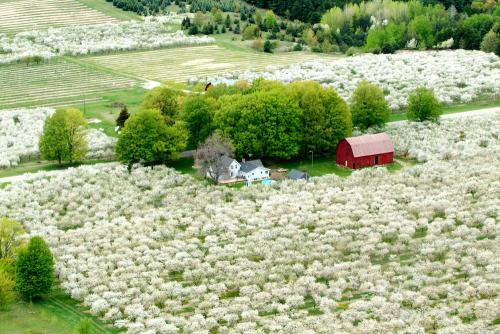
[116,109,188,169]
[215,90,302,159]
[16,236,54,301]
[141,87,183,125]
[39,108,88,164]
[407,87,442,122]
[181,95,216,148]
[480,28,499,55]
[408,15,434,49]
[287,81,352,156]
[242,24,260,40]
[0,217,25,260]
[74,318,92,334]
[264,10,277,30]
[351,81,390,129]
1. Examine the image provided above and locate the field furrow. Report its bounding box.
[0,61,138,109]
[86,44,339,82]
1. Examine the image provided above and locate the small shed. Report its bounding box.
[287,169,310,181]
[336,133,394,169]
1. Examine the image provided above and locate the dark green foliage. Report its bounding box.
[116,105,130,128]
[263,40,273,52]
[15,237,54,301]
[287,81,352,155]
[351,81,390,129]
[181,95,216,148]
[215,88,302,159]
[116,109,188,168]
[407,87,442,122]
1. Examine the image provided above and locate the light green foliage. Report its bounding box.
[366,23,405,52]
[215,88,302,159]
[181,95,217,148]
[0,217,25,260]
[242,24,260,40]
[141,86,183,124]
[408,15,434,49]
[351,81,390,129]
[0,268,15,307]
[480,28,499,55]
[287,81,351,155]
[16,236,54,301]
[39,108,88,164]
[116,109,188,167]
[407,87,442,122]
[264,10,277,30]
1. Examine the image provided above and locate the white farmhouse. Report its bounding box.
[238,159,270,182]
[209,157,270,182]
[221,156,241,179]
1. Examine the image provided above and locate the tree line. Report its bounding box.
[113,79,441,167]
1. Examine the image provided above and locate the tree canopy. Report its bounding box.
[407,87,442,122]
[16,236,54,301]
[39,108,88,164]
[351,81,390,129]
[116,109,188,168]
[141,87,183,125]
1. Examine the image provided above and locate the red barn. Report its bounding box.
[336,133,394,169]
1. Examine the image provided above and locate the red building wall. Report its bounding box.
[336,140,394,169]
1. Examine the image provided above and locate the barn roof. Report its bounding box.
[287,169,309,180]
[345,133,394,158]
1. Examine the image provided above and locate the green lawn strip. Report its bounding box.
[267,156,352,178]
[0,160,115,178]
[389,99,500,122]
[0,289,120,334]
[71,87,148,137]
[76,0,142,20]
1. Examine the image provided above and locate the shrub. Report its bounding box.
[16,237,54,301]
[407,87,442,122]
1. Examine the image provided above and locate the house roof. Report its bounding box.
[345,133,394,158]
[240,159,267,173]
[221,156,237,168]
[287,169,309,180]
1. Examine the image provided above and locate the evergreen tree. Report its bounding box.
[116,105,130,128]
[16,237,54,301]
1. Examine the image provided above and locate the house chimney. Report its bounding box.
[242,158,246,163]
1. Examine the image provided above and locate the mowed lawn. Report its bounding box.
[0,0,131,34]
[85,44,340,83]
[0,289,121,334]
[0,60,138,109]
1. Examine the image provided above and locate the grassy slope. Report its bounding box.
[0,289,121,334]
[76,0,141,20]
[389,99,500,122]
[0,160,114,178]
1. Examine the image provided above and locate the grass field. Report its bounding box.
[0,0,122,34]
[85,44,339,83]
[0,289,121,334]
[389,99,500,122]
[0,159,114,179]
[0,59,139,109]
